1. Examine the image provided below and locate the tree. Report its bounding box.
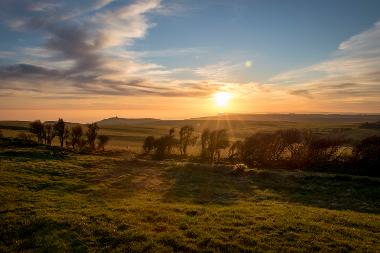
[153,129,179,160]
[154,135,172,160]
[97,135,110,151]
[143,136,155,154]
[54,118,65,147]
[43,123,55,145]
[201,128,211,158]
[208,129,230,162]
[179,125,197,156]
[0,130,3,138]
[228,140,243,160]
[353,136,380,176]
[30,120,44,143]
[70,125,83,150]
[63,127,70,148]
[86,123,99,151]
[277,128,302,161]
[167,128,177,154]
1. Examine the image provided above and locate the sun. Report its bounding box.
[214,91,232,107]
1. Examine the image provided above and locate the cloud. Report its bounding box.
[269,20,380,106]
[289,89,313,99]
[194,62,242,81]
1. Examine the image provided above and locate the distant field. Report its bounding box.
[0,144,379,252]
[1,116,380,153]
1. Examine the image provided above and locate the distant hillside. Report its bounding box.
[190,113,380,122]
[97,117,160,126]
[360,121,380,129]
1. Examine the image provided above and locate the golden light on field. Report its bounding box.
[214,91,232,107]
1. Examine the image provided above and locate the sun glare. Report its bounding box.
[214,91,232,107]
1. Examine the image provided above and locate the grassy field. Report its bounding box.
[1,117,380,153]
[1,141,379,252]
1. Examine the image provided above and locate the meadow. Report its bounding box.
[1,114,379,152]
[1,115,380,252]
[1,141,379,252]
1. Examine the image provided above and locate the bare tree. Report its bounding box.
[63,127,70,148]
[70,125,83,150]
[53,118,65,147]
[43,123,55,145]
[208,129,230,162]
[30,120,44,143]
[179,125,197,156]
[201,128,211,158]
[86,123,99,151]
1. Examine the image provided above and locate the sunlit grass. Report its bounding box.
[1,144,379,251]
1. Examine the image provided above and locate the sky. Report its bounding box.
[0,0,380,122]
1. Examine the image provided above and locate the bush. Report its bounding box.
[352,136,380,176]
[143,136,155,154]
[97,135,110,151]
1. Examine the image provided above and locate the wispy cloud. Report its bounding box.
[269,20,380,107]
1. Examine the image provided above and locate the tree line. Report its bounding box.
[143,126,380,177]
[26,119,110,152]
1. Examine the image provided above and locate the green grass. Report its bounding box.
[1,144,379,252]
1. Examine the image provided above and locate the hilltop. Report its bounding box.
[96,117,161,126]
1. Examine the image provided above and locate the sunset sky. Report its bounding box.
[0,0,380,122]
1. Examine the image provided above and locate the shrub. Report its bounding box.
[352,136,380,176]
[97,135,110,151]
[152,129,179,160]
[143,136,155,154]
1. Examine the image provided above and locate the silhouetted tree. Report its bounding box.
[70,125,83,150]
[228,140,243,160]
[143,136,156,154]
[0,130,3,138]
[54,118,65,147]
[201,128,211,158]
[153,128,179,160]
[30,120,44,143]
[43,123,55,145]
[277,128,302,161]
[78,139,88,150]
[306,135,347,165]
[86,123,99,151]
[167,128,177,154]
[179,125,197,156]
[209,129,230,162]
[352,136,380,176]
[97,135,110,151]
[64,127,70,148]
[154,135,172,160]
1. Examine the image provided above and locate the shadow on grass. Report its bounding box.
[0,149,67,160]
[162,163,380,214]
